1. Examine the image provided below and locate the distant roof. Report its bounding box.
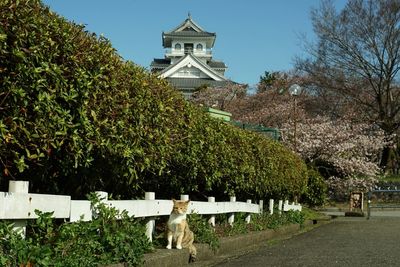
[162,15,216,47]
[150,58,171,69]
[152,58,170,64]
[208,60,227,69]
[166,77,230,90]
[150,58,227,72]
[159,53,228,81]
[168,13,206,33]
[164,31,215,38]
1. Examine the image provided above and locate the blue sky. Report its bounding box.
[42,0,346,85]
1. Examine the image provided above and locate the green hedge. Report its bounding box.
[0,0,308,201]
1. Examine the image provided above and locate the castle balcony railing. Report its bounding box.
[165,48,212,57]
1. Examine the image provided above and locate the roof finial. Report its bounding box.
[188,12,191,19]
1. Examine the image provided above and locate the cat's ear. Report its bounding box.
[172,198,176,202]
[185,200,190,204]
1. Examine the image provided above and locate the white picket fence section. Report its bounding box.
[2,181,302,241]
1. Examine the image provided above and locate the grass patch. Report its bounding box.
[301,207,327,220]
[378,174,400,183]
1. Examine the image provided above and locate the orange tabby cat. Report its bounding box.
[166,199,197,262]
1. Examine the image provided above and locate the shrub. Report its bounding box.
[214,211,306,236]
[187,213,220,251]
[301,166,327,207]
[251,211,305,230]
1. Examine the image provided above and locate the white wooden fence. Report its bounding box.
[2,181,302,241]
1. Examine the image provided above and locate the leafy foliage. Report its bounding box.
[215,211,306,236]
[0,0,307,201]
[0,195,152,266]
[301,167,327,207]
[254,211,305,230]
[187,213,220,251]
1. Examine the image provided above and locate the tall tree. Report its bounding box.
[257,71,277,93]
[190,83,247,110]
[297,0,400,135]
[226,71,306,128]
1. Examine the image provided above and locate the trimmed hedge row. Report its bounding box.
[0,0,308,201]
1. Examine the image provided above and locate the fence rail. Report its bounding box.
[2,181,302,241]
[367,189,400,219]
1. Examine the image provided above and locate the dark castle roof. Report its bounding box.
[150,58,171,69]
[166,78,230,89]
[150,58,226,71]
[162,16,216,48]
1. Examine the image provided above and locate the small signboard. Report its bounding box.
[350,192,364,211]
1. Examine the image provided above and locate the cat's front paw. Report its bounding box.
[166,245,172,249]
[176,245,182,249]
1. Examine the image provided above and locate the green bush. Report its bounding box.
[249,211,305,230]
[0,0,308,201]
[187,213,220,251]
[214,213,251,236]
[213,210,306,237]
[0,196,152,266]
[302,166,327,207]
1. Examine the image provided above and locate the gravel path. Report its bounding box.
[215,217,400,267]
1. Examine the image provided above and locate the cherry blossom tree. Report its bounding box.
[280,115,390,200]
[190,69,392,200]
[227,83,390,200]
[226,73,307,128]
[227,91,295,128]
[296,0,400,168]
[281,116,388,178]
[190,82,247,110]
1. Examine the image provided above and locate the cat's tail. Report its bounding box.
[189,243,197,263]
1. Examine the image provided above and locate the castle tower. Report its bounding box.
[150,14,231,98]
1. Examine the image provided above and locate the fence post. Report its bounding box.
[228,196,236,226]
[259,200,264,214]
[208,196,216,227]
[246,199,252,224]
[92,191,108,221]
[95,191,108,202]
[145,192,155,242]
[269,199,274,215]
[9,181,29,238]
[284,200,289,212]
[367,191,371,220]
[180,194,189,201]
[278,200,283,214]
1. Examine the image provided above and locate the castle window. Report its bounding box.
[175,43,181,50]
[196,44,203,50]
[184,43,193,54]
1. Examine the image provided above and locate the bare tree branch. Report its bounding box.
[297,0,400,134]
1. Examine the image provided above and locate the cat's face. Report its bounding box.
[171,199,189,214]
